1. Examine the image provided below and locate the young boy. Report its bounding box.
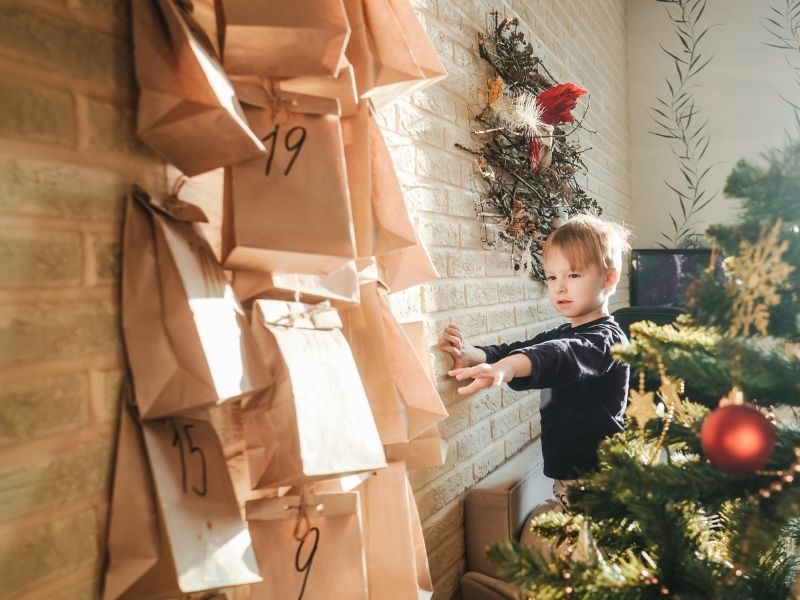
[440,215,631,498]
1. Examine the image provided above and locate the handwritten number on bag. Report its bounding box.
[170,420,208,496]
[262,125,307,176]
[294,526,320,600]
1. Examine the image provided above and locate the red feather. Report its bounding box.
[536,82,588,125]
[528,137,542,169]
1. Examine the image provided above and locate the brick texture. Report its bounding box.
[0,1,161,598]
[0,1,631,599]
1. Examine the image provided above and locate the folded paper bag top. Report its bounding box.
[256,299,343,331]
[221,0,351,79]
[132,0,265,176]
[278,63,359,117]
[344,0,447,106]
[231,75,342,116]
[232,261,360,307]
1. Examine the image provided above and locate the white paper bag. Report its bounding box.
[244,300,386,487]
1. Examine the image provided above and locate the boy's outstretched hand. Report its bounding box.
[448,363,512,396]
[447,354,530,396]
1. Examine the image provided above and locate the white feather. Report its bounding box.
[492,91,548,137]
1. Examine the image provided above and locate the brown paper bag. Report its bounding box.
[103,402,179,600]
[359,463,433,600]
[340,281,448,445]
[190,0,222,55]
[246,492,368,600]
[384,425,447,469]
[238,59,359,118]
[221,0,350,79]
[344,0,446,105]
[141,415,262,591]
[132,0,264,176]
[382,322,447,468]
[343,104,417,259]
[377,232,439,293]
[409,470,434,600]
[244,300,386,488]
[341,103,372,258]
[385,306,449,441]
[382,320,447,468]
[233,262,360,306]
[388,0,447,82]
[122,187,271,419]
[222,107,356,276]
[231,76,342,116]
[103,403,261,599]
[369,114,419,255]
[344,0,418,101]
[278,63,359,117]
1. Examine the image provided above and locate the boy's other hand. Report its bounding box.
[438,323,472,370]
[447,363,512,396]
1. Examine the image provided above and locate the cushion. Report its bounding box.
[463,440,552,577]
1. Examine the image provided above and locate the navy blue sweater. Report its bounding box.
[478,315,629,479]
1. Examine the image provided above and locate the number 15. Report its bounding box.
[170,420,208,497]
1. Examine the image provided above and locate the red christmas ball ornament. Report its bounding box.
[701,404,776,474]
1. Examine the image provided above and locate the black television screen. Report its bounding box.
[630,249,713,307]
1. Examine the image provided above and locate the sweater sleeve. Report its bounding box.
[506,327,621,391]
[476,328,556,364]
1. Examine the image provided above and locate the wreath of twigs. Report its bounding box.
[456,12,601,281]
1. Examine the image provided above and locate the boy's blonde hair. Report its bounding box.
[543,214,632,273]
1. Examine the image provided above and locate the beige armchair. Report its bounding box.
[460,440,554,600]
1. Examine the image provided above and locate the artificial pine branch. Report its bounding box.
[613,321,800,406]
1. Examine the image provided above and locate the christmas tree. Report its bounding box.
[488,139,800,598]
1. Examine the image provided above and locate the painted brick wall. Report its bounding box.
[0,1,163,598]
[0,1,631,599]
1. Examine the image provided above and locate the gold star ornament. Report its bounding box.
[627,372,658,430]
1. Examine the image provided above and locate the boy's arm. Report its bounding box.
[449,325,624,396]
[477,329,555,364]
[505,329,621,391]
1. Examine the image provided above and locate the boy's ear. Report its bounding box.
[604,267,621,289]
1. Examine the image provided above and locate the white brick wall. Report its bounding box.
[383,1,632,597]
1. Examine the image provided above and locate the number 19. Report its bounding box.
[261,125,308,177]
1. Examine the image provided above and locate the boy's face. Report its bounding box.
[543,247,617,327]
